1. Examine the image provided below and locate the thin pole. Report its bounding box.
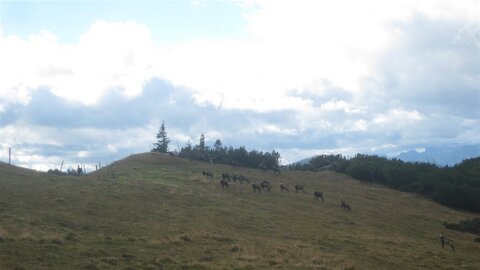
[8,148,11,164]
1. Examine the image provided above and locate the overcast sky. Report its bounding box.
[0,0,479,171]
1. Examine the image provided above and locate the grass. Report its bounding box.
[0,152,479,269]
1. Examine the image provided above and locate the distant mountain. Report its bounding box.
[395,144,480,166]
[291,157,312,165]
[290,144,480,167]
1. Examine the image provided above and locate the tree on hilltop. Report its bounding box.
[197,133,206,152]
[152,121,170,153]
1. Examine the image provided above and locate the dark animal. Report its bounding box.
[232,174,241,182]
[239,175,250,183]
[220,179,229,189]
[202,170,213,178]
[221,172,231,181]
[341,200,351,211]
[295,184,306,193]
[252,183,262,193]
[280,184,289,192]
[314,191,324,201]
[260,180,271,192]
[273,167,281,174]
[440,234,455,251]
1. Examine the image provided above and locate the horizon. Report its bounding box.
[3,142,479,173]
[1,0,479,171]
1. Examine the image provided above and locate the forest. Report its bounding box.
[288,154,480,212]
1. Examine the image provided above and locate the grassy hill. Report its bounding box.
[1,153,479,269]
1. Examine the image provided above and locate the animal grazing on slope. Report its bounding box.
[239,175,250,184]
[221,172,231,181]
[260,180,271,192]
[280,184,289,192]
[202,170,213,178]
[252,183,262,193]
[440,234,455,251]
[295,184,306,193]
[341,200,351,211]
[314,191,324,201]
[220,179,229,189]
[232,174,241,182]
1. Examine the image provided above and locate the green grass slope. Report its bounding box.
[1,153,479,269]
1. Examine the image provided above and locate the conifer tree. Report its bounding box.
[198,133,206,152]
[152,121,170,153]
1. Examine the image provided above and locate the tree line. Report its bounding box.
[151,122,280,170]
[287,154,480,212]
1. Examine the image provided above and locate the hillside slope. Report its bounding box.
[1,153,479,269]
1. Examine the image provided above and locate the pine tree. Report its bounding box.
[213,139,223,151]
[198,133,206,152]
[152,121,170,153]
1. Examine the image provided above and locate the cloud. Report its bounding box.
[0,78,307,167]
[367,14,479,118]
[1,3,477,113]
[155,0,479,111]
[0,77,399,166]
[0,1,478,168]
[0,21,156,109]
[373,109,423,126]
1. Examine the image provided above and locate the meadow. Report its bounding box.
[1,152,479,269]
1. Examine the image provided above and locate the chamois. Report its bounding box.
[341,200,351,211]
[252,183,262,193]
[314,191,324,201]
[295,184,306,193]
[260,181,271,192]
[220,179,229,189]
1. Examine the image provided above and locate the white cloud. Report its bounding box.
[77,151,90,158]
[352,120,368,132]
[0,122,156,169]
[374,108,424,126]
[0,124,64,147]
[1,2,477,112]
[0,21,156,107]
[253,124,298,135]
[320,100,365,114]
[153,0,479,112]
[415,147,426,153]
[15,153,60,171]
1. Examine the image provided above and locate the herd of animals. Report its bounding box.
[201,168,458,251]
[201,169,352,211]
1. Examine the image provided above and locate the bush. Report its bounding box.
[443,218,480,234]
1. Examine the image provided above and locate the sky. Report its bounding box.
[0,0,479,171]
